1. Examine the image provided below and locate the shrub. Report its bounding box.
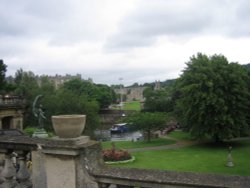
[23,127,36,136]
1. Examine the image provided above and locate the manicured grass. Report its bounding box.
[101,138,176,150]
[168,130,194,140]
[122,101,141,111]
[111,139,250,176]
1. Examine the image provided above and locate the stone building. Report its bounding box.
[0,95,26,130]
[114,86,146,102]
[154,80,161,90]
[37,74,83,89]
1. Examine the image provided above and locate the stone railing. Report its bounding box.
[0,135,36,188]
[92,167,250,188]
[0,132,250,188]
[0,95,25,109]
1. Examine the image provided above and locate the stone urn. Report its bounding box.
[52,115,86,138]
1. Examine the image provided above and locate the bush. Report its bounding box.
[23,127,36,136]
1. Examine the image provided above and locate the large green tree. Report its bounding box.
[63,78,116,108]
[176,53,250,141]
[143,87,174,113]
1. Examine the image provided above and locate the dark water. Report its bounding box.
[94,130,143,141]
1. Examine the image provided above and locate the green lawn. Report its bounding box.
[111,139,250,176]
[101,138,176,149]
[122,101,141,111]
[168,130,194,140]
[110,101,141,111]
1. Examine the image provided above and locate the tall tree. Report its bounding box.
[176,53,250,142]
[0,59,7,92]
[14,70,40,127]
[63,78,116,108]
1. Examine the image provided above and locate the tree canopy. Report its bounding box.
[176,53,250,141]
[10,71,115,136]
[0,60,7,92]
[143,87,174,113]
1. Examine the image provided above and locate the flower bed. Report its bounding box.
[102,149,132,162]
[105,156,135,165]
[102,142,134,164]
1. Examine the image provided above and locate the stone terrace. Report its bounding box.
[0,132,250,188]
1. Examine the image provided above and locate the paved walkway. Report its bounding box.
[127,136,250,152]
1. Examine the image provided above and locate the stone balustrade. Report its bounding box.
[0,134,35,188]
[0,131,250,188]
[0,150,32,188]
[92,167,250,188]
[0,95,25,109]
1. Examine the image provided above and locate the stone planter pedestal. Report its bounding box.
[52,115,86,138]
[31,114,104,188]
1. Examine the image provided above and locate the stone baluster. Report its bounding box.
[16,152,32,188]
[98,183,110,188]
[1,151,18,188]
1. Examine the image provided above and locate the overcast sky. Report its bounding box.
[1,0,250,86]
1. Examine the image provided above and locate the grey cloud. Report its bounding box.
[105,0,250,50]
[90,64,178,86]
[229,0,250,37]
[105,0,212,50]
[0,0,107,45]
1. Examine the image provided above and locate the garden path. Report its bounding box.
[127,135,198,152]
[127,136,250,152]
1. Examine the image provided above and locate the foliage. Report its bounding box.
[11,71,102,137]
[8,69,116,136]
[23,127,37,137]
[176,53,250,141]
[0,59,7,92]
[14,71,40,127]
[143,87,174,113]
[46,89,100,133]
[242,63,250,70]
[63,78,116,108]
[126,112,167,142]
[95,84,116,108]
